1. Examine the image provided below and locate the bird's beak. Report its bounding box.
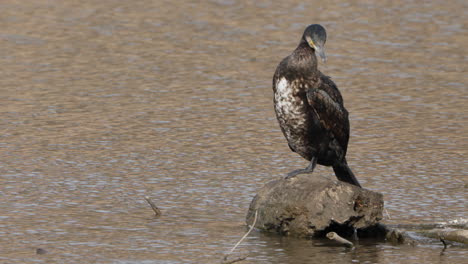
[306,36,327,63]
[314,45,327,63]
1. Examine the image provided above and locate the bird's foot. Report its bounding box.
[285,168,312,179]
[285,157,317,179]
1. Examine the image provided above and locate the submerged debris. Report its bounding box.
[326,232,355,248]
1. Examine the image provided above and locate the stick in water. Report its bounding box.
[145,196,162,216]
[439,236,448,249]
[326,232,355,248]
[384,208,391,219]
[221,255,247,264]
[222,210,258,262]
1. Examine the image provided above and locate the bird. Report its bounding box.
[273,24,361,187]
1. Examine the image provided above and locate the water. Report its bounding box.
[0,0,466,263]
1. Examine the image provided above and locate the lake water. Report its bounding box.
[0,0,466,263]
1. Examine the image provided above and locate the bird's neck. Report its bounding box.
[290,40,319,76]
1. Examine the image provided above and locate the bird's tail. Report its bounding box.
[333,160,361,187]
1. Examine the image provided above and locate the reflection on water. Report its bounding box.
[0,0,466,263]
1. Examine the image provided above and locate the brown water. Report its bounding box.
[0,0,466,263]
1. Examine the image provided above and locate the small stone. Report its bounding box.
[36,248,47,255]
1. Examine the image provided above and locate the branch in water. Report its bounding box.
[439,236,448,249]
[221,255,248,264]
[326,232,355,248]
[144,196,162,216]
[222,210,258,263]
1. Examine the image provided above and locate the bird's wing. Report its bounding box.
[272,58,287,93]
[306,75,350,153]
[318,74,344,105]
[272,67,279,92]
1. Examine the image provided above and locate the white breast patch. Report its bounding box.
[274,77,307,143]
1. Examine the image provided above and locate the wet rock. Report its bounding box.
[246,174,384,237]
[385,228,418,245]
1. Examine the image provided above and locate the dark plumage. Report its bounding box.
[273,24,361,187]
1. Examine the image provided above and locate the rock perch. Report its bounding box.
[246,174,384,237]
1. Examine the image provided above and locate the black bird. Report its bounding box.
[273,24,361,187]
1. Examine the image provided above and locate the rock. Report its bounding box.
[384,228,418,245]
[246,174,384,237]
[36,248,47,255]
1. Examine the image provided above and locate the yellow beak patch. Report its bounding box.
[305,36,317,49]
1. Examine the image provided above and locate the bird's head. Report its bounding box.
[303,24,327,63]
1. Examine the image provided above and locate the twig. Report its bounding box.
[326,232,355,248]
[439,235,448,256]
[384,208,391,219]
[222,210,258,262]
[439,236,448,249]
[221,255,248,264]
[144,196,162,216]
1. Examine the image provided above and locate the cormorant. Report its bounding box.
[273,24,361,187]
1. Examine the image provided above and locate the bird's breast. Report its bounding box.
[274,77,310,148]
